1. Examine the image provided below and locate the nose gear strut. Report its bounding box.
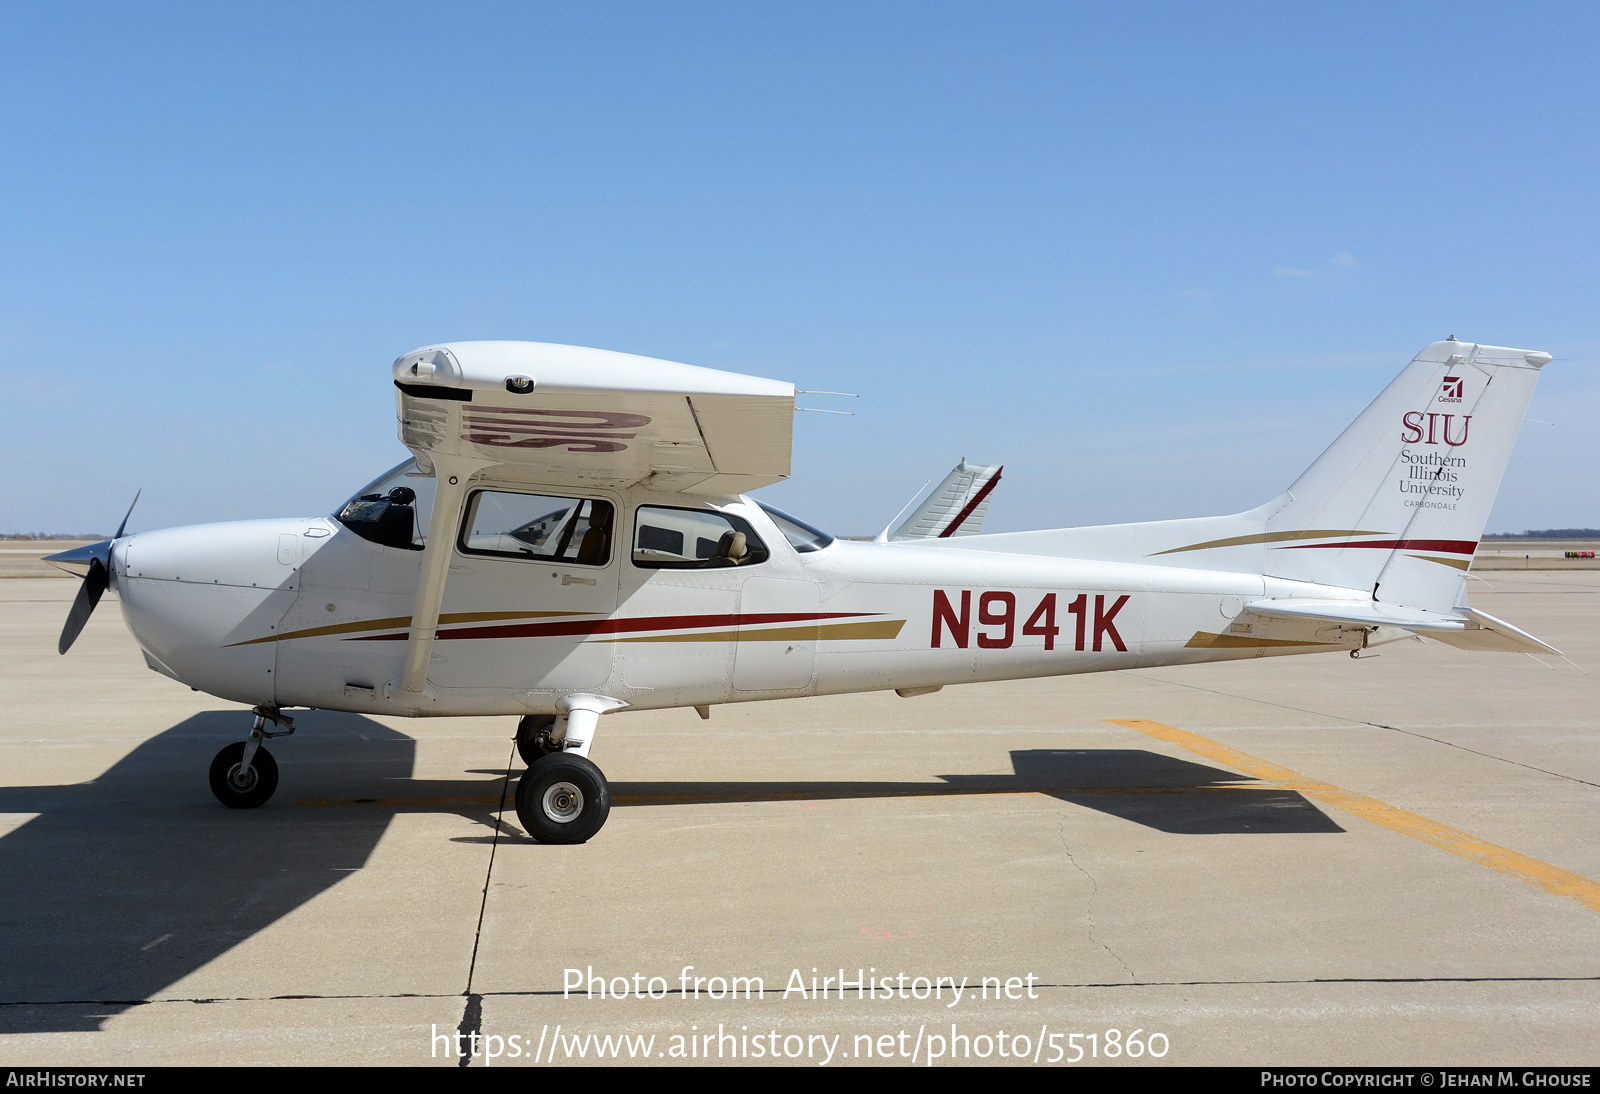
[209,706,295,809]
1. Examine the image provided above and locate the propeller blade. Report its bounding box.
[55,491,139,654]
[58,557,109,655]
[114,490,141,540]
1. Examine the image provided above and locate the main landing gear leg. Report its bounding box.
[514,714,559,766]
[209,705,294,809]
[514,695,625,844]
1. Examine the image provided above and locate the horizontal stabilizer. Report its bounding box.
[888,459,1002,541]
[1245,598,1559,655]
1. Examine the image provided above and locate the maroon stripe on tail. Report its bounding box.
[1274,538,1478,554]
[937,467,1003,538]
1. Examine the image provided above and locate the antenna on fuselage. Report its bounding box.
[874,479,933,544]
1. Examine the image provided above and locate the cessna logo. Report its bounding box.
[1439,375,1464,403]
[462,408,652,453]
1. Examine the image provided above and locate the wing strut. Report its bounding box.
[396,453,491,700]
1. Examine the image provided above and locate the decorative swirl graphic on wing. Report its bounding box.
[462,408,653,452]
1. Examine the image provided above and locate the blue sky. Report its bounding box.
[3,3,1596,536]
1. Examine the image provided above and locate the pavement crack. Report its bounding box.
[1366,723,1600,790]
[1058,816,1137,983]
[454,740,516,1066]
[1116,671,1600,790]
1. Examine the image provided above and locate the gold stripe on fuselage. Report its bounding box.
[1151,529,1385,555]
[228,610,591,646]
[1184,631,1342,649]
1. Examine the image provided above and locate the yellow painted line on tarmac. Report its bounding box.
[1109,718,1600,915]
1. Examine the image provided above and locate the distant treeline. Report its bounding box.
[2,534,108,541]
[1483,529,1600,539]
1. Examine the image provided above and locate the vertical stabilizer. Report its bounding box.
[889,459,1003,540]
[1261,340,1549,611]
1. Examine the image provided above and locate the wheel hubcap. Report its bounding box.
[227,763,258,793]
[542,781,583,823]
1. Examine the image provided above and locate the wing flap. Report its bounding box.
[679,394,795,495]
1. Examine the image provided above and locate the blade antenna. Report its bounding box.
[874,479,932,544]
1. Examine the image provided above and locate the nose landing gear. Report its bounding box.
[209,706,295,809]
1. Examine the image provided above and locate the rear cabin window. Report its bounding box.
[632,506,769,569]
[459,491,614,566]
[757,502,835,553]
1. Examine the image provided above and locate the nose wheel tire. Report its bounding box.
[515,714,559,766]
[208,741,279,809]
[515,753,610,844]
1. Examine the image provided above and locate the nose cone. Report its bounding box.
[121,519,326,588]
[117,519,330,706]
[43,539,111,579]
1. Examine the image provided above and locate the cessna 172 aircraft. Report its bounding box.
[48,338,1558,844]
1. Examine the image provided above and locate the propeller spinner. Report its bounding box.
[46,491,139,655]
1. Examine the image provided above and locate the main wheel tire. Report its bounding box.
[208,741,279,809]
[515,714,559,766]
[515,752,611,844]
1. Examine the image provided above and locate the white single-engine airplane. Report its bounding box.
[49,338,1558,844]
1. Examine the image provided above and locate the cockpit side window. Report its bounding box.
[459,490,614,566]
[336,459,436,550]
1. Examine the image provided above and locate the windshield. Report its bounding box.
[335,459,437,550]
[757,502,834,553]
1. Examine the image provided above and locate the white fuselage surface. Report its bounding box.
[114,494,1369,719]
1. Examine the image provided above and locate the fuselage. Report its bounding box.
[111,485,1370,718]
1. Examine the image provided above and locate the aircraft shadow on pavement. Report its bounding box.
[601,748,1345,837]
[0,727,1337,1033]
[1013,748,1344,834]
[0,710,419,1035]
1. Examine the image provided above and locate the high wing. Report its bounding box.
[393,342,795,496]
[389,341,795,701]
[884,459,1003,541]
